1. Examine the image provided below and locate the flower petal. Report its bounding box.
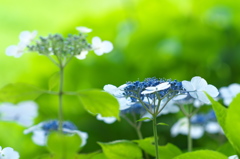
[191,76,207,90]
[205,84,219,97]
[96,114,116,124]
[76,26,92,33]
[75,50,88,60]
[182,81,195,91]
[191,125,204,139]
[101,41,113,53]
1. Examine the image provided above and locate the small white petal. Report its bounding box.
[76,26,92,33]
[92,37,102,47]
[182,81,195,92]
[191,125,204,139]
[101,41,113,53]
[205,85,219,97]
[76,50,88,60]
[191,76,208,90]
[205,122,221,134]
[228,155,239,159]
[96,114,116,124]
[2,147,20,159]
[32,130,46,146]
[196,91,210,104]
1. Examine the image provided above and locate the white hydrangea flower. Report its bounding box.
[0,101,38,127]
[75,50,89,60]
[91,37,113,56]
[76,26,92,33]
[0,146,20,159]
[219,83,240,106]
[171,117,204,139]
[229,155,239,159]
[5,43,26,58]
[141,82,171,94]
[19,30,37,45]
[182,76,219,104]
[205,121,223,134]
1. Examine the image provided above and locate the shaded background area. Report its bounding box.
[0,0,240,158]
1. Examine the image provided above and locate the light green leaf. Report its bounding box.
[77,151,102,159]
[173,150,228,159]
[134,137,182,158]
[137,117,152,122]
[226,93,240,155]
[0,83,44,103]
[48,72,60,90]
[78,89,120,119]
[157,122,168,126]
[91,153,108,159]
[47,132,81,159]
[98,140,142,159]
[206,93,228,133]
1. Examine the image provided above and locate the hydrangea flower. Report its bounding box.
[5,43,26,58]
[219,83,240,106]
[0,146,19,159]
[6,31,37,58]
[171,117,204,139]
[24,120,88,147]
[76,26,92,33]
[19,30,38,45]
[0,101,38,127]
[141,82,170,94]
[171,110,222,139]
[96,114,117,124]
[182,76,219,104]
[91,37,113,56]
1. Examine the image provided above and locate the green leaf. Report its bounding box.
[134,137,182,158]
[226,93,240,155]
[173,150,228,159]
[48,72,60,91]
[137,117,152,122]
[206,93,228,134]
[98,140,142,159]
[77,151,102,159]
[47,132,81,159]
[157,122,168,126]
[217,142,236,157]
[78,89,120,119]
[91,153,108,159]
[0,83,44,103]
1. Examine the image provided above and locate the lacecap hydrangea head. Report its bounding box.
[24,120,88,147]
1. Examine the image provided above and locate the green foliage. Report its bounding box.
[217,142,236,157]
[208,93,240,156]
[98,140,142,159]
[173,150,228,159]
[134,137,182,158]
[137,117,152,122]
[226,94,240,155]
[78,89,120,119]
[48,72,60,91]
[47,132,82,159]
[0,83,44,103]
[77,151,103,159]
[206,94,228,133]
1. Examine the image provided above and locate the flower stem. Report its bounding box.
[152,114,159,159]
[58,64,64,132]
[187,116,192,152]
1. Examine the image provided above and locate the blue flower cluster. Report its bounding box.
[123,78,184,102]
[42,120,77,134]
[191,110,217,125]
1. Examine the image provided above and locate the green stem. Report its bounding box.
[152,114,159,159]
[187,116,192,152]
[58,64,64,132]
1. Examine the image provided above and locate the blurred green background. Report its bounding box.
[1,0,240,158]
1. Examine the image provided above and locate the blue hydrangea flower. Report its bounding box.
[171,109,223,139]
[219,83,240,106]
[24,120,88,147]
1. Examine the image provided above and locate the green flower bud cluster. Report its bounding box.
[28,33,91,58]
